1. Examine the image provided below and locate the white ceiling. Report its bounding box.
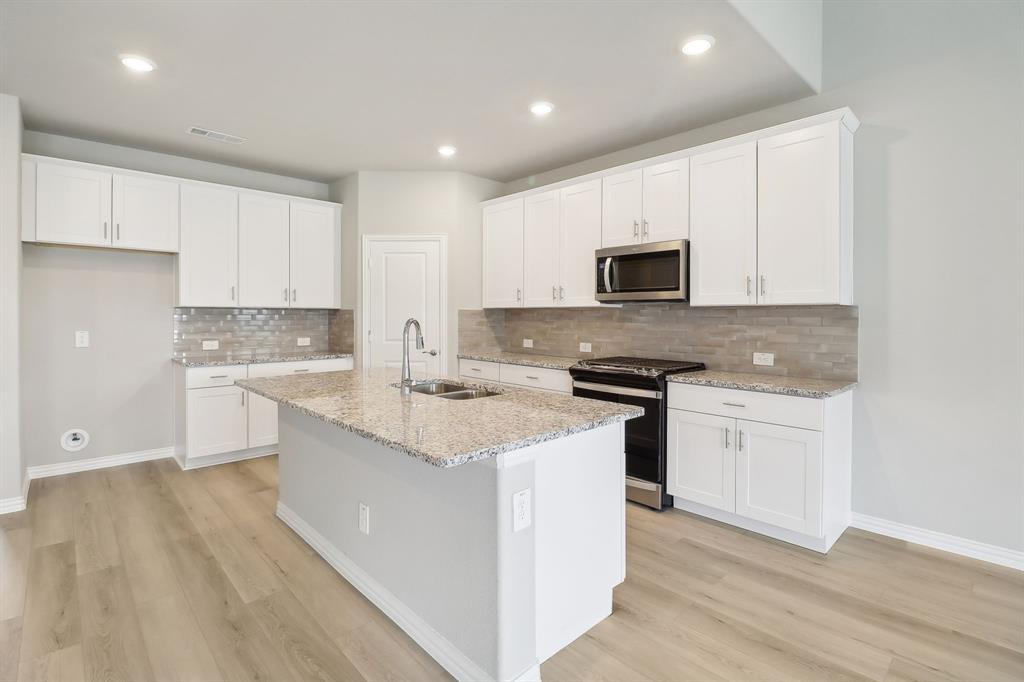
[0,1,816,183]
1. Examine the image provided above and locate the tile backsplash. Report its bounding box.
[459,304,858,380]
[173,308,354,358]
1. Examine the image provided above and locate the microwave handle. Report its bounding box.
[603,257,613,293]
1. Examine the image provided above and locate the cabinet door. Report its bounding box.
[35,162,112,246]
[179,184,239,307]
[559,179,602,307]
[736,420,822,536]
[239,193,291,307]
[689,142,757,306]
[666,409,736,512]
[600,169,642,247]
[523,190,561,307]
[112,173,179,252]
[757,122,841,304]
[289,201,338,309]
[642,159,689,242]
[247,392,279,448]
[186,386,248,458]
[482,199,524,308]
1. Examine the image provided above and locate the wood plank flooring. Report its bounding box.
[1,455,1021,681]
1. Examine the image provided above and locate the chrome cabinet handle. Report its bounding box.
[293,368,309,373]
[516,288,522,302]
[241,391,246,406]
[722,401,746,408]
[230,285,235,301]
[103,221,108,239]
[642,218,649,240]
[284,288,289,302]
[738,430,744,451]
[746,276,752,297]
[209,374,228,379]
[116,223,120,241]
[525,375,540,380]
[559,285,564,300]
[760,275,767,296]
[470,367,481,372]
[724,428,730,449]
[552,285,557,302]
[633,220,639,239]
[292,288,297,302]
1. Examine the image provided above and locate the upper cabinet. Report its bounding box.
[34,162,113,247]
[179,184,239,308]
[523,190,561,307]
[112,173,179,251]
[601,159,689,248]
[558,179,603,306]
[239,193,290,307]
[289,201,340,309]
[482,199,525,308]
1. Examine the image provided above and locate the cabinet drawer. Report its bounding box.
[499,364,572,393]
[186,364,248,389]
[248,358,353,378]
[459,359,500,382]
[667,383,822,431]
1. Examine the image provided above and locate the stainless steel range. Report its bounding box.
[569,356,705,510]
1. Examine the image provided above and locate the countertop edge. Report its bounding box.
[457,352,578,371]
[667,373,858,399]
[173,352,354,368]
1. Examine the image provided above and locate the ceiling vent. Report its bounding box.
[187,126,247,145]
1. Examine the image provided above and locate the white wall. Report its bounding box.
[0,94,23,505]
[500,1,1024,552]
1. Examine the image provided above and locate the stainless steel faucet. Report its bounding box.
[401,318,425,394]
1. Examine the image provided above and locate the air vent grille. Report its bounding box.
[187,126,247,145]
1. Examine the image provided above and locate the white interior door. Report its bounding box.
[112,173,179,252]
[239,193,291,307]
[559,179,602,307]
[523,190,561,307]
[366,238,443,375]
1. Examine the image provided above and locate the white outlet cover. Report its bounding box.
[753,352,775,366]
[202,339,220,351]
[513,489,532,532]
[579,342,592,353]
[522,338,534,349]
[74,331,89,348]
[297,337,311,347]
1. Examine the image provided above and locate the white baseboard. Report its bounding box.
[26,445,175,480]
[0,494,26,514]
[179,446,277,470]
[277,501,528,682]
[850,513,1024,572]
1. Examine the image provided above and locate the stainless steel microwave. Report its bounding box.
[595,239,689,302]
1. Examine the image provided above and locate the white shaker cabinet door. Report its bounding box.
[559,179,602,307]
[239,193,291,307]
[735,420,822,536]
[482,199,524,308]
[112,173,179,252]
[523,190,561,307]
[247,392,279,448]
[757,122,842,305]
[689,142,757,306]
[289,201,338,309]
[186,386,248,458]
[666,409,736,512]
[641,158,689,242]
[179,184,239,307]
[600,168,642,247]
[35,162,112,247]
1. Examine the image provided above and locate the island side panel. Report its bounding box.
[275,408,508,680]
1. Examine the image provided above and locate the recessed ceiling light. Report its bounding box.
[680,35,715,56]
[530,101,554,117]
[119,54,156,72]
[438,145,457,157]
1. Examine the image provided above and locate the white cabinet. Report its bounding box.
[186,385,249,458]
[482,199,525,308]
[558,179,603,307]
[289,201,339,309]
[178,184,239,307]
[35,162,112,247]
[458,358,571,394]
[239,193,290,307]
[757,121,850,305]
[600,169,642,247]
[735,420,822,536]
[112,173,179,252]
[523,190,561,307]
[666,410,735,512]
[689,142,758,306]
[601,160,689,248]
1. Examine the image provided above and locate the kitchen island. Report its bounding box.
[236,369,641,682]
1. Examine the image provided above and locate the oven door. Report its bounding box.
[596,239,688,302]
[571,379,667,509]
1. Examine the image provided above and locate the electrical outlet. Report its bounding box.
[753,352,775,366]
[579,342,592,353]
[202,339,219,351]
[74,331,90,348]
[358,502,370,535]
[297,337,311,347]
[513,489,532,532]
[522,338,533,349]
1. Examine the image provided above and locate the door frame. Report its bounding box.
[360,234,448,374]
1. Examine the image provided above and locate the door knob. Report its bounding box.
[422,349,438,356]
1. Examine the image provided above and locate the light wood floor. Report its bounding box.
[1,455,1021,682]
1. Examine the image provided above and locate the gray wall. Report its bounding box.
[0,94,23,500]
[501,1,1024,552]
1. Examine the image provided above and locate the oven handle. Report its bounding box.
[603,257,613,294]
[573,380,661,399]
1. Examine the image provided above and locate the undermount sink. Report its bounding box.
[437,388,498,400]
[404,381,499,400]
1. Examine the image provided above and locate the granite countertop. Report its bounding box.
[236,368,641,468]
[667,370,857,399]
[457,351,579,371]
[173,351,354,368]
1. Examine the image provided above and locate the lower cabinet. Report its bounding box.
[666,383,850,552]
[458,358,571,394]
[186,385,249,458]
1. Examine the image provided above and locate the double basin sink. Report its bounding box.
[405,381,498,401]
